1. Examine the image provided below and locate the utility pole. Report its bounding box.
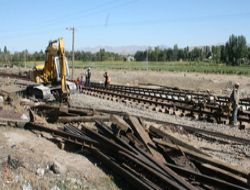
[66,26,75,80]
[24,50,27,69]
[146,48,149,71]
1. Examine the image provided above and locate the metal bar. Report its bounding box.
[118,150,189,190]
[150,126,209,156]
[126,116,166,162]
[58,115,110,123]
[25,122,98,147]
[166,163,250,190]
[156,141,248,184]
[91,149,157,190]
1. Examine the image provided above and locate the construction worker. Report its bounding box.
[85,67,91,87]
[76,77,80,91]
[229,82,240,126]
[103,71,110,88]
[80,73,84,87]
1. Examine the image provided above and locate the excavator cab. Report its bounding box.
[54,57,70,81]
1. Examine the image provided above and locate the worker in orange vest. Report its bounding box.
[103,72,111,88]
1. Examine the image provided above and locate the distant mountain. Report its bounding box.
[80,45,168,55]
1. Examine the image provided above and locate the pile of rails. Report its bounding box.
[25,104,250,190]
[82,83,250,125]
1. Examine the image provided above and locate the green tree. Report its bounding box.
[220,45,227,63]
[97,48,106,61]
[183,46,189,60]
[3,46,8,54]
[154,46,160,61]
[211,46,221,63]
[173,44,178,61]
[166,48,173,61]
[236,35,248,64]
[247,47,250,64]
[204,46,211,59]
[225,34,247,65]
[158,50,167,61]
[190,48,202,61]
[134,51,146,61]
[3,46,11,63]
[177,49,184,60]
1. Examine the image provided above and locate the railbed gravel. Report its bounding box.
[70,93,250,172]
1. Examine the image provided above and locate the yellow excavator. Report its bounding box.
[27,38,76,101]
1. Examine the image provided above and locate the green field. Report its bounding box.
[2,61,250,76]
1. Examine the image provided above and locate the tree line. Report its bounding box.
[135,35,250,65]
[0,47,124,65]
[0,34,249,66]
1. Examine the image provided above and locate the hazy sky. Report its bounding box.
[0,0,250,51]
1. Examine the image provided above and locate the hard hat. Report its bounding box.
[234,82,240,87]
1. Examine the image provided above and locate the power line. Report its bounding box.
[40,0,121,24]
[77,11,250,28]
[3,0,135,36]
[29,0,122,30]
[0,0,139,39]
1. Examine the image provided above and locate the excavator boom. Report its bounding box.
[58,38,67,95]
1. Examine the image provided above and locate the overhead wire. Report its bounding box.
[77,11,250,28]
[1,0,138,38]
[3,10,249,39]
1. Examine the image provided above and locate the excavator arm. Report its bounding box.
[58,38,68,95]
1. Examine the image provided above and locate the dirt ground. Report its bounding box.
[0,127,119,190]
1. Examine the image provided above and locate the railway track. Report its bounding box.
[1,71,250,125]
[90,82,250,108]
[81,84,250,125]
[1,70,249,108]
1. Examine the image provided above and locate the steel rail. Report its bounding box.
[25,122,197,190]
[25,121,250,190]
[90,82,250,107]
[32,104,250,146]
[166,163,250,190]
[82,87,250,124]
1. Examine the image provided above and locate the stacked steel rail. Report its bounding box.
[25,105,250,190]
